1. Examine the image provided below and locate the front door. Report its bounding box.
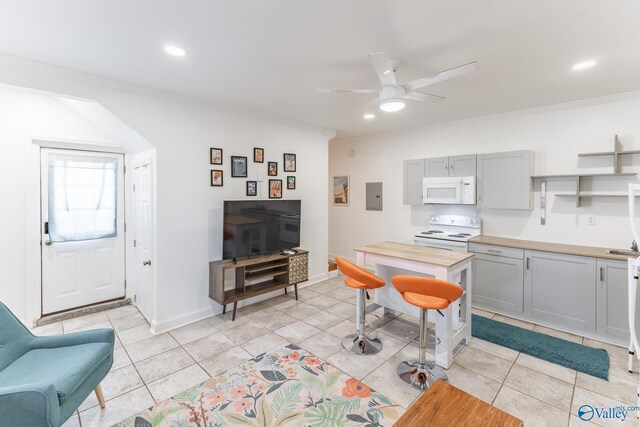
[41,148,125,314]
[134,162,153,321]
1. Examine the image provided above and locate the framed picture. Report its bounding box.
[253,147,264,163]
[287,176,296,190]
[210,148,223,165]
[269,179,282,199]
[283,153,296,172]
[210,170,223,186]
[268,161,278,176]
[333,175,349,205]
[246,180,257,196]
[231,156,248,177]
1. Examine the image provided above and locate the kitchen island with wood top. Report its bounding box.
[354,241,474,368]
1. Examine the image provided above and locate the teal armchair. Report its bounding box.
[0,302,114,427]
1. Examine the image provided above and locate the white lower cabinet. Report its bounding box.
[596,259,640,341]
[470,243,633,344]
[471,244,524,315]
[524,250,596,333]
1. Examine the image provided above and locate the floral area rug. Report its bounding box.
[114,344,402,426]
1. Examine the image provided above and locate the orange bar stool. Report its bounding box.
[335,257,385,355]
[391,275,463,390]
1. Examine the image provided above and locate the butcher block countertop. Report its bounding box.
[469,235,630,261]
[354,241,474,268]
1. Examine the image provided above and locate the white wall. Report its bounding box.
[0,85,116,322]
[99,91,330,332]
[329,93,640,260]
[0,57,330,332]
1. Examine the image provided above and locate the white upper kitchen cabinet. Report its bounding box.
[403,159,425,205]
[425,154,476,177]
[477,150,533,209]
[425,157,448,177]
[448,154,477,177]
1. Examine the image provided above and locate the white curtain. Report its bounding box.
[48,153,118,242]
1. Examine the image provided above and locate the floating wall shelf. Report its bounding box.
[531,135,638,207]
[532,172,636,179]
[578,135,640,173]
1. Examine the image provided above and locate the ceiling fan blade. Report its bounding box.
[405,92,446,103]
[315,88,379,94]
[405,61,478,92]
[369,52,397,87]
[360,96,380,110]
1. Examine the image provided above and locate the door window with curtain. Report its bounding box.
[47,153,118,242]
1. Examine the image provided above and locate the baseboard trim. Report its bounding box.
[150,305,215,335]
[150,272,331,335]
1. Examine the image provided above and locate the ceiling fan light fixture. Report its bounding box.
[379,86,406,112]
[379,100,405,112]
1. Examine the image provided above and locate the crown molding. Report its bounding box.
[331,90,640,144]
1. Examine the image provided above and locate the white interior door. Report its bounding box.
[41,148,125,314]
[134,163,153,321]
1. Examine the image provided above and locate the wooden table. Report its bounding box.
[395,381,523,427]
[354,241,474,368]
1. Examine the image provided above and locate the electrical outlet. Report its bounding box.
[585,215,596,226]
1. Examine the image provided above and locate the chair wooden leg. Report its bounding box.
[95,384,106,409]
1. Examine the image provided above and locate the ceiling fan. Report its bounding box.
[316,53,478,112]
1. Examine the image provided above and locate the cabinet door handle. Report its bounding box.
[600,267,605,282]
[526,257,530,269]
[487,249,502,254]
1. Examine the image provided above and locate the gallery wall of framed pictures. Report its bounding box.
[209,146,297,198]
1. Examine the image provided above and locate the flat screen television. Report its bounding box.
[223,200,301,260]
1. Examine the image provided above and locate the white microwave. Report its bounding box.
[423,176,476,205]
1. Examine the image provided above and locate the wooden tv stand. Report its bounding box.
[208,250,309,320]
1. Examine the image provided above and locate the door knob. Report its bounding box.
[143,260,152,266]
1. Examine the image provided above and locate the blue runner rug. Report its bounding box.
[471,314,610,380]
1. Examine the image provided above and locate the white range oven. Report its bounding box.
[413,214,481,252]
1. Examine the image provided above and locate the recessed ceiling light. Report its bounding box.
[572,60,597,70]
[363,113,375,119]
[164,45,187,57]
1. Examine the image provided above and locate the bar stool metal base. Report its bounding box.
[397,360,447,390]
[342,333,383,355]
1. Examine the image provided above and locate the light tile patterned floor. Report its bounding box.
[34,276,635,427]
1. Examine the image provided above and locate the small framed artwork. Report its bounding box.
[283,153,296,172]
[246,180,257,196]
[333,175,349,205]
[210,170,223,186]
[253,147,264,163]
[210,148,223,165]
[231,156,248,177]
[268,161,278,176]
[269,179,282,199]
[287,176,296,190]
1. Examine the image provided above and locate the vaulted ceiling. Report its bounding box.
[0,1,639,139]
